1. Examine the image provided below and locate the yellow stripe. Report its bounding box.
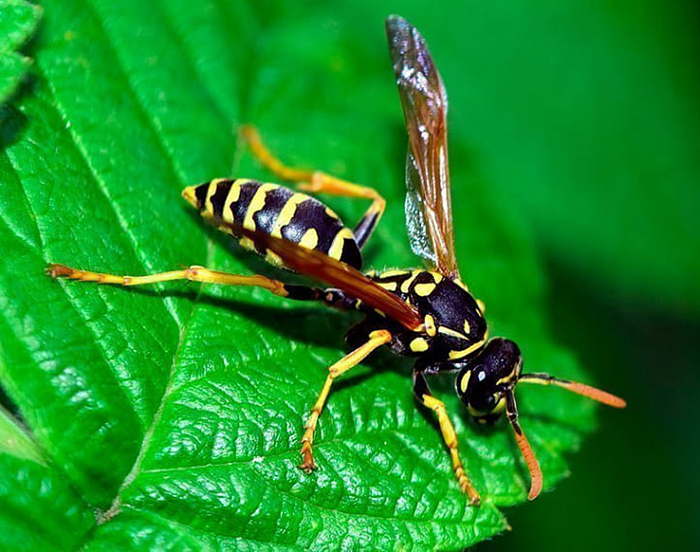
[328,227,354,260]
[377,280,398,292]
[438,326,467,339]
[424,314,437,337]
[454,278,469,292]
[239,236,255,251]
[468,395,505,418]
[270,192,308,238]
[448,335,488,360]
[227,180,243,211]
[410,337,429,353]
[378,269,411,279]
[414,282,436,296]
[265,250,284,268]
[299,228,319,250]
[492,396,506,414]
[496,372,517,386]
[400,270,422,294]
[204,179,220,214]
[220,180,243,223]
[243,183,277,231]
[459,370,471,394]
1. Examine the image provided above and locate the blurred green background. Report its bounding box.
[3,0,700,549]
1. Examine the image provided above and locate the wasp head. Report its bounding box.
[454,337,522,423]
[451,335,625,500]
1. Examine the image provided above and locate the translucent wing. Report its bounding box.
[404,151,435,264]
[386,15,459,279]
[219,220,423,332]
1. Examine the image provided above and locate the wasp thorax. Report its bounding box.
[455,338,523,422]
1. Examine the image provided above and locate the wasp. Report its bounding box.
[47,15,625,505]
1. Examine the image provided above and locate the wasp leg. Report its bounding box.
[300,329,392,472]
[240,125,385,249]
[45,263,319,299]
[414,370,480,505]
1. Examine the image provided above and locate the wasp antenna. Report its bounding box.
[505,390,543,501]
[520,373,626,409]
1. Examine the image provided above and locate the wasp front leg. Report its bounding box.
[300,329,392,471]
[414,370,480,505]
[240,125,385,249]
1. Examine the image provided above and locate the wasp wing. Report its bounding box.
[218,220,423,332]
[404,150,435,264]
[386,15,459,279]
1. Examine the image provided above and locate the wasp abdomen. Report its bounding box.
[186,179,363,270]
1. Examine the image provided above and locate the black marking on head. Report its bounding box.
[210,179,233,217]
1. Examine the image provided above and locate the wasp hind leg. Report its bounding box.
[46,263,324,301]
[414,370,481,505]
[240,125,385,249]
[299,329,392,472]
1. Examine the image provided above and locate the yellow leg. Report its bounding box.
[46,263,290,296]
[300,329,392,472]
[422,394,480,505]
[240,125,385,247]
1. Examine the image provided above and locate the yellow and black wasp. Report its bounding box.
[48,15,625,505]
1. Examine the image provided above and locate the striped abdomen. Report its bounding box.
[185,178,363,270]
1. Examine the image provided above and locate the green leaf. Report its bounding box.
[0,0,41,104]
[0,405,93,550]
[0,1,603,549]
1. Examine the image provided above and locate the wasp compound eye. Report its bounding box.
[455,338,522,417]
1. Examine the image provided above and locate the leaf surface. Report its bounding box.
[0,1,600,549]
[0,0,41,104]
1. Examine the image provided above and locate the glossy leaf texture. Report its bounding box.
[0,2,599,550]
[0,0,41,103]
